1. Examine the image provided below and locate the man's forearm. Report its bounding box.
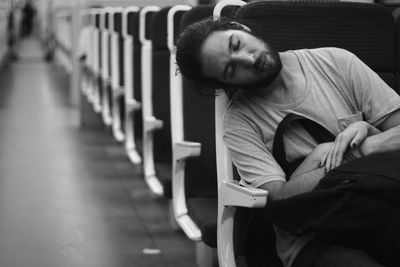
[263,144,329,200]
[270,167,326,200]
[360,124,400,156]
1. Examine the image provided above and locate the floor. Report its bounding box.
[0,38,197,267]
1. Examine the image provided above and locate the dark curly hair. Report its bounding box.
[176,16,247,97]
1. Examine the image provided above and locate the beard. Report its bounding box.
[245,48,282,90]
[232,32,283,91]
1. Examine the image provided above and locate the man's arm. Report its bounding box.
[264,109,400,200]
[259,142,332,200]
[360,109,400,156]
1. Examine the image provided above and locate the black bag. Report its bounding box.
[262,113,400,267]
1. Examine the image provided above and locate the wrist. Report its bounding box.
[359,135,380,156]
[366,122,381,135]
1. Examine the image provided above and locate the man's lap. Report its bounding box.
[293,237,385,267]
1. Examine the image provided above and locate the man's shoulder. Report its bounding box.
[224,91,249,118]
[223,91,258,129]
[292,47,355,76]
[294,47,355,62]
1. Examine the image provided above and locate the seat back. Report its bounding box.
[236,1,397,89]
[123,7,142,164]
[180,5,217,200]
[152,7,172,165]
[111,8,125,141]
[114,10,124,91]
[95,11,101,80]
[105,9,113,81]
[140,5,165,196]
[129,10,143,139]
[100,8,113,125]
[169,4,217,247]
[396,7,400,92]
[91,9,103,112]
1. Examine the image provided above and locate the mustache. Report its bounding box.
[254,50,280,73]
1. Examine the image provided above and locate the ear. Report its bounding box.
[229,21,251,32]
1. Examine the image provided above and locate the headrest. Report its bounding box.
[104,11,110,30]
[113,12,122,33]
[151,7,170,50]
[126,10,138,36]
[173,9,189,46]
[95,13,100,28]
[396,9,400,71]
[144,9,156,41]
[235,1,395,71]
[220,4,240,18]
[127,11,140,44]
[180,5,214,31]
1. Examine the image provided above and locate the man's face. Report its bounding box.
[200,28,282,89]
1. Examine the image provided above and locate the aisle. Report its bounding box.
[0,39,196,267]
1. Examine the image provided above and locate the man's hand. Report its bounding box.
[320,121,376,172]
[291,142,333,177]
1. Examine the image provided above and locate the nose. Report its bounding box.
[231,51,255,67]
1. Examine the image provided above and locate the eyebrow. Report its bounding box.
[222,34,234,81]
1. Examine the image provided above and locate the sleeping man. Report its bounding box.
[175,17,400,267]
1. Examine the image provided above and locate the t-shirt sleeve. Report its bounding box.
[347,53,400,126]
[223,113,286,188]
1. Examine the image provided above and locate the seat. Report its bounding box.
[145,4,193,201]
[396,7,400,92]
[100,8,114,126]
[169,5,219,267]
[92,10,103,113]
[139,5,164,196]
[85,9,101,111]
[122,7,142,164]
[148,6,173,199]
[78,9,91,97]
[215,1,399,267]
[54,10,73,71]
[110,7,125,142]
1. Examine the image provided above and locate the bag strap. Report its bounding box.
[272,113,335,178]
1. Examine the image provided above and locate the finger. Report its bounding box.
[320,152,327,167]
[334,134,351,168]
[329,135,342,171]
[350,131,367,149]
[325,145,335,172]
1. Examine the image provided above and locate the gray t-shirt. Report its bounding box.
[223,47,400,267]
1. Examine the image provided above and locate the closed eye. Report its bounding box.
[233,37,240,51]
[229,34,241,52]
[223,35,239,80]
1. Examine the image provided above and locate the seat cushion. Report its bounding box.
[187,197,218,248]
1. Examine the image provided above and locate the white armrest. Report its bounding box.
[144,116,163,131]
[220,180,268,208]
[113,87,124,97]
[174,141,201,161]
[126,99,141,111]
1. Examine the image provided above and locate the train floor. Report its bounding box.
[0,37,197,267]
